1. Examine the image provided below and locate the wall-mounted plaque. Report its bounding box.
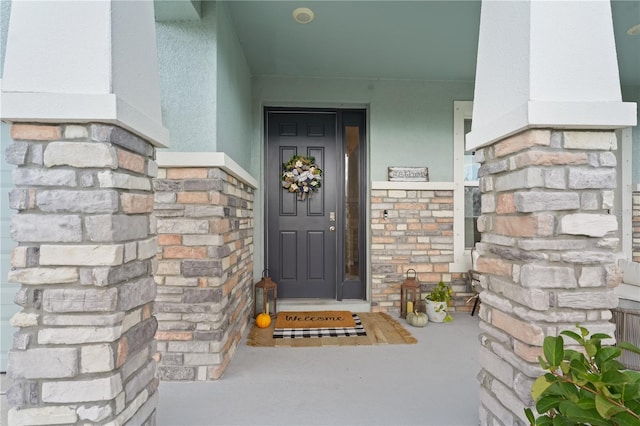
[388,166,429,182]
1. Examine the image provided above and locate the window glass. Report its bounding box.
[345,126,360,280]
[464,118,481,248]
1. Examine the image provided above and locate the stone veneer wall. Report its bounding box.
[153,166,254,381]
[633,189,640,262]
[5,124,159,425]
[475,129,620,425]
[370,188,471,315]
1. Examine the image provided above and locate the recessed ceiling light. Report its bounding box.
[627,23,640,36]
[292,7,314,24]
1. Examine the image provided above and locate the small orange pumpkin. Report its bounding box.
[256,313,272,328]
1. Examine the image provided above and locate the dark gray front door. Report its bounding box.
[266,111,338,299]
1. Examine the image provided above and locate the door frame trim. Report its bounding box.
[263,107,368,301]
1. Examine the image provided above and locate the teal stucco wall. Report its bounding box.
[216,2,253,171]
[156,1,253,172]
[156,2,218,153]
[253,76,475,182]
[0,0,10,74]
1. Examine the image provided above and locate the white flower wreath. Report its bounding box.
[282,155,322,200]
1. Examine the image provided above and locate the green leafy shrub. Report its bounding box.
[525,325,640,426]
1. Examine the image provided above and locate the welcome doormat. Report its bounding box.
[246,312,417,347]
[274,313,365,339]
[274,310,356,329]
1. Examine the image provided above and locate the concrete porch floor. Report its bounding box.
[0,313,481,425]
[157,313,481,426]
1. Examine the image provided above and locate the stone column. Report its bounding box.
[153,156,256,381]
[475,129,621,424]
[6,123,158,425]
[469,1,635,422]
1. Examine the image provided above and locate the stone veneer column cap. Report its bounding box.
[156,151,258,189]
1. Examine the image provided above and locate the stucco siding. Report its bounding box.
[253,76,475,182]
[156,2,218,153]
[215,2,252,172]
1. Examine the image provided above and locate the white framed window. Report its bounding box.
[616,127,633,261]
[451,101,477,272]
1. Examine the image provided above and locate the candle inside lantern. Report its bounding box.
[266,302,269,314]
[407,301,413,314]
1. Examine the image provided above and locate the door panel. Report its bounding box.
[267,112,337,299]
[280,231,298,280]
[307,232,325,280]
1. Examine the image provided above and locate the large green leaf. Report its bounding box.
[607,360,627,371]
[590,333,613,340]
[611,411,640,426]
[532,375,554,401]
[538,355,551,370]
[551,415,573,426]
[524,407,536,425]
[568,358,590,384]
[537,395,564,413]
[558,381,580,398]
[575,398,596,410]
[559,400,612,426]
[536,415,554,426]
[617,382,640,402]
[624,370,640,383]
[603,369,632,385]
[544,382,564,397]
[561,330,584,345]
[585,341,598,358]
[596,347,622,369]
[619,341,640,356]
[595,394,627,419]
[543,336,564,368]
[625,398,640,413]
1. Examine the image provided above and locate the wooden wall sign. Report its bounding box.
[388,166,429,182]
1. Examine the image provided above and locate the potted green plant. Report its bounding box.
[525,325,640,425]
[425,281,453,323]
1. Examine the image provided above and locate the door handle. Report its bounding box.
[329,226,336,232]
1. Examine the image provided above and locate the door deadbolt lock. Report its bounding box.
[329,226,336,232]
[329,211,336,222]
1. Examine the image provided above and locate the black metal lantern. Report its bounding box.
[254,269,277,319]
[400,269,422,319]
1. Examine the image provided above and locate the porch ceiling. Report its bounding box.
[157,1,640,87]
[225,1,482,82]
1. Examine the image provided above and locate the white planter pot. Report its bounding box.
[426,300,448,323]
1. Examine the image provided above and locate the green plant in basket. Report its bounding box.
[426,281,453,303]
[424,281,453,323]
[525,325,640,426]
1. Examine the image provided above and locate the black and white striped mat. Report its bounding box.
[273,313,367,339]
